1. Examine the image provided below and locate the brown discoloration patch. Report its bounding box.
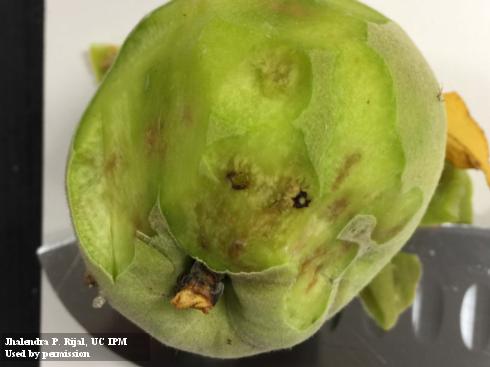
[326,197,349,220]
[306,275,319,293]
[306,264,324,293]
[228,240,246,259]
[270,1,312,18]
[144,119,165,157]
[300,247,327,274]
[291,240,307,256]
[182,104,194,127]
[198,232,210,250]
[332,153,362,191]
[104,152,121,176]
[299,256,315,274]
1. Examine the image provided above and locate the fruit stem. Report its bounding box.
[171,261,224,314]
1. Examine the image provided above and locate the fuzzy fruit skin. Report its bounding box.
[67,0,446,358]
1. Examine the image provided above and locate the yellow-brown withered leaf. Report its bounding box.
[444,92,490,186]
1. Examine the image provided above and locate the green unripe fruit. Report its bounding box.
[67,0,446,358]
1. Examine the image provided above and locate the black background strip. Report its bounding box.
[0,0,44,365]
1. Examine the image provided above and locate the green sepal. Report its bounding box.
[359,252,421,330]
[89,44,119,82]
[422,162,473,226]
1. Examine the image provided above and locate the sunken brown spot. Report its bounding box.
[332,153,362,191]
[326,197,349,220]
[226,171,250,190]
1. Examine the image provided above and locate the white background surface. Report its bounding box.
[42,1,490,366]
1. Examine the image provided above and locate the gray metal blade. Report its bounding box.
[38,226,490,366]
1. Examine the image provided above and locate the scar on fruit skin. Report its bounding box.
[332,153,362,191]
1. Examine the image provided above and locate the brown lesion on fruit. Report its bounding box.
[266,177,303,211]
[299,247,327,275]
[171,261,224,314]
[228,240,246,259]
[253,47,302,98]
[299,247,327,294]
[197,231,210,251]
[332,153,362,191]
[103,152,121,176]
[325,197,349,220]
[306,264,324,293]
[270,1,312,18]
[256,60,294,96]
[144,118,165,157]
[182,104,194,127]
[226,171,250,190]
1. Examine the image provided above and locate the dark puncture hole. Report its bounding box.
[292,190,311,209]
[226,171,249,190]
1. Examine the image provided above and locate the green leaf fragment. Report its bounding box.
[360,252,422,331]
[89,44,119,82]
[422,162,473,226]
